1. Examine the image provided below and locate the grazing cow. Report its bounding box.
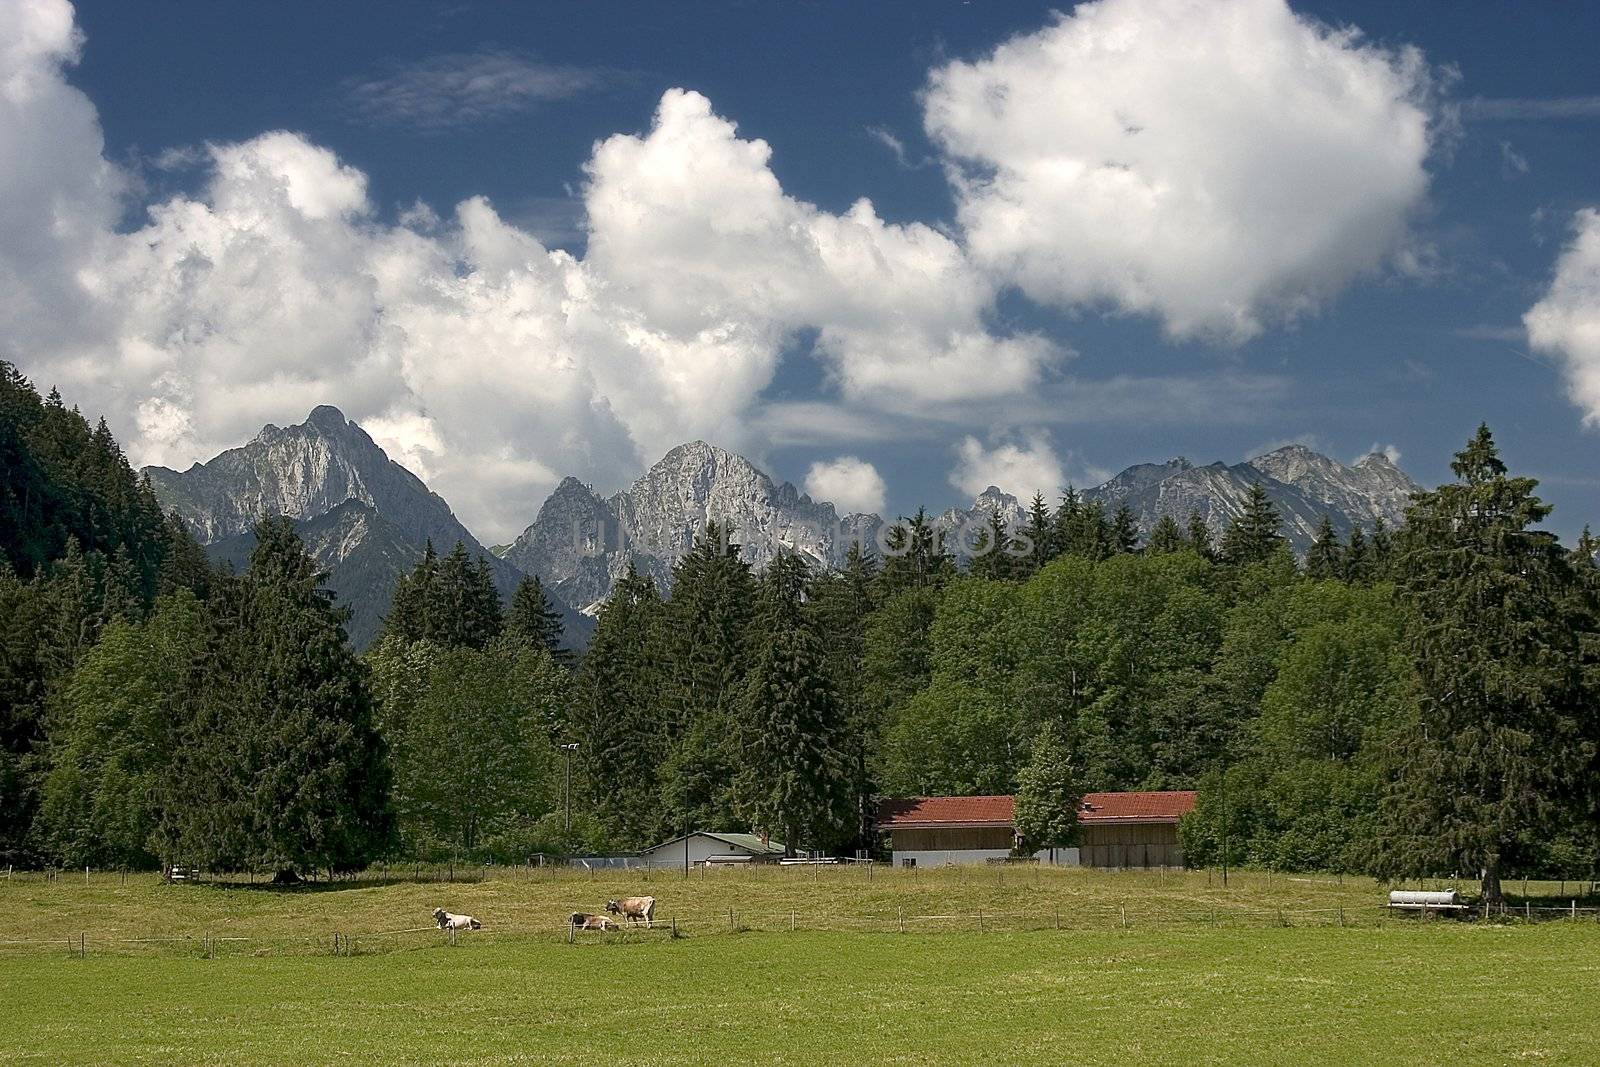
[569,912,619,931]
[433,907,482,931]
[605,896,656,928]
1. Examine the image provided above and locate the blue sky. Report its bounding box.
[7,0,1600,541]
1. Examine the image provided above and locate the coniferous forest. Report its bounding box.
[4,362,1599,900]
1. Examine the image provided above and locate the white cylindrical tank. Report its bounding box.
[1389,890,1460,905]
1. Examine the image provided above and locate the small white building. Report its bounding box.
[638,831,787,869]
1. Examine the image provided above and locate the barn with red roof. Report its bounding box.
[875,791,1196,868]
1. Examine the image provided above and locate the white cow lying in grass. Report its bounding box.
[569,912,620,931]
[433,907,482,931]
[605,896,656,928]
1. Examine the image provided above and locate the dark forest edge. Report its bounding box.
[3,361,1598,903]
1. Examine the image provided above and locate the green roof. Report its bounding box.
[646,831,786,855]
[703,832,786,855]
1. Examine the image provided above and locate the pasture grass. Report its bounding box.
[3,867,1599,1063]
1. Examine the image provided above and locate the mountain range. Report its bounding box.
[143,406,592,650]
[1079,445,1418,551]
[144,407,1421,645]
[500,441,881,614]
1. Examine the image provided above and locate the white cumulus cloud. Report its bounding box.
[0,1,1053,542]
[923,0,1441,341]
[1526,209,1600,424]
[804,456,887,516]
[949,431,1066,501]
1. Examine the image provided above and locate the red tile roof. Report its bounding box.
[876,790,1196,829]
[1078,790,1196,824]
[876,795,1014,828]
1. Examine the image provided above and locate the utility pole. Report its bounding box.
[559,743,580,838]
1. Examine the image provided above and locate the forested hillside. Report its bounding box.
[5,363,1598,898]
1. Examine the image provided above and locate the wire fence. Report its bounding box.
[4,896,1599,961]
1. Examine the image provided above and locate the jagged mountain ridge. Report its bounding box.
[503,441,881,613]
[507,441,1417,612]
[1080,444,1420,553]
[207,499,418,649]
[143,407,591,650]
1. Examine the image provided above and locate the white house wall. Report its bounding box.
[892,848,1081,868]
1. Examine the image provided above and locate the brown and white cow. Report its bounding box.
[568,912,619,931]
[433,907,482,931]
[605,896,656,928]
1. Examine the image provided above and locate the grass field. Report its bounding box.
[4,867,1599,1064]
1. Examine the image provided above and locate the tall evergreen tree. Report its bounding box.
[1146,514,1188,555]
[382,541,502,649]
[1305,516,1342,579]
[1053,487,1081,556]
[1013,720,1081,857]
[1341,524,1372,584]
[1369,516,1394,571]
[1109,503,1140,555]
[505,575,567,662]
[1023,492,1056,572]
[158,517,394,875]
[569,563,666,847]
[806,542,880,850]
[1186,511,1216,562]
[968,508,1016,581]
[878,509,954,596]
[734,553,853,853]
[1220,484,1285,566]
[1376,426,1600,902]
[657,522,756,833]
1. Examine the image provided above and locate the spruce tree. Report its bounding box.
[1305,515,1342,579]
[1376,426,1600,902]
[383,541,502,649]
[1220,484,1285,565]
[157,511,213,600]
[878,509,954,596]
[570,563,666,847]
[1110,503,1140,555]
[1053,487,1081,556]
[1570,525,1599,568]
[1369,516,1394,570]
[1186,511,1216,562]
[383,541,438,644]
[506,574,567,662]
[657,522,755,832]
[1023,492,1056,572]
[734,552,852,853]
[968,508,1014,581]
[1341,524,1372,584]
[1013,720,1081,856]
[1146,514,1188,555]
[159,517,394,875]
[805,542,880,851]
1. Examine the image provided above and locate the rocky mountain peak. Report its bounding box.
[508,439,881,613]
[304,404,352,433]
[143,406,591,649]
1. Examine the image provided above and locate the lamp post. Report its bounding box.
[559,743,580,838]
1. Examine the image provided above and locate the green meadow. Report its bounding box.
[3,867,1598,1064]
